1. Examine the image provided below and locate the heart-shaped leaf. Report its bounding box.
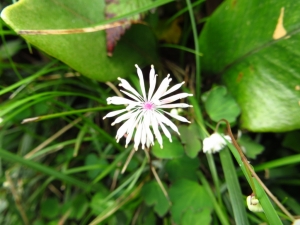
[1,0,158,81]
[199,0,300,132]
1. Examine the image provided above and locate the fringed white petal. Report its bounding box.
[141,121,147,149]
[157,103,191,109]
[107,96,137,105]
[135,64,147,101]
[111,111,132,126]
[125,111,143,148]
[120,90,142,103]
[164,111,191,123]
[161,81,185,97]
[126,102,142,110]
[115,119,132,143]
[160,93,193,104]
[148,65,157,101]
[134,122,143,150]
[151,75,172,101]
[103,109,127,119]
[155,112,180,134]
[146,127,154,148]
[118,78,142,100]
[156,115,172,142]
[151,113,163,148]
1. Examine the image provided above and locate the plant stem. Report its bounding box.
[218,119,295,221]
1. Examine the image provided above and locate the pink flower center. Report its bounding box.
[143,102,155,110]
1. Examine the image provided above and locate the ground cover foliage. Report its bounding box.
[1,0,300,224]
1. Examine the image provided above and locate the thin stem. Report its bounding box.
[218,119,295,221]
[206,154,223,206]
[5,171,29,225]
[121,148,135,174]
[144,148,170,201]
[24,114,89,159]
[89,182,144,225]
[186,0,201,100]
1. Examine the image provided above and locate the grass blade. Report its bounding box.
[0,148,89,191]
[220,148,250,225]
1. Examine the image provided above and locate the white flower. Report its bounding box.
[103,64,192,150]
[203,133,231,154]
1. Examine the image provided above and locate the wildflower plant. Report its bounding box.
[103,64,193,150]
[1,0,298,224]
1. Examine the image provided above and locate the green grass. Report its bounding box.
[0,0,299,224]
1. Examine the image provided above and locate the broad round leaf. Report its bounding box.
[238,135,264,159]
[169,179,213,224]
[178,124,202,158]
[141,181,170,217]
[182,208,211,225]
[40,198,59,219]
[204,86,241,123]
[199,0,300,131]
[152,136,184,159]
[1,0,158,81]
[165,155,200,182]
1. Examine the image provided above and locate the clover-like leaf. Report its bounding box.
[181,208,212,225]
[199,0,300,131]
[179,124,202,158]
[84,154,108,179]
[204,86,241,123]
[141,181,170,217]
[152,136,184,159]
[169,179,213,224]
[238,135,264,159]
[165,155,200,182]
[1,0,158,82]
[41,198,59,219]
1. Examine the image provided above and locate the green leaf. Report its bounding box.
[0,148,89,191]
[227,143,283,225]
[178,124,202,158]
[90,191,113,215]
[152,136,184,159]
[238,135,264,159]
[1,0,158,82]
[105,0,156,55]
[138,210,157,225]
[69,195,89,220]
[219,149,250,225]
[169,179,213,224]
[199,1,300,131]
[106,0,152,21]
[84,153,108,179]
[181,208,211,225]
[141,181,170,217]
[0,39,22,60]
[41,198,59,219]
[203,86,241,123]
[165,155,200,182]
[282,131,300,152]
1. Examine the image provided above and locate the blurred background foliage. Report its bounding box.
[0,0,300,224]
